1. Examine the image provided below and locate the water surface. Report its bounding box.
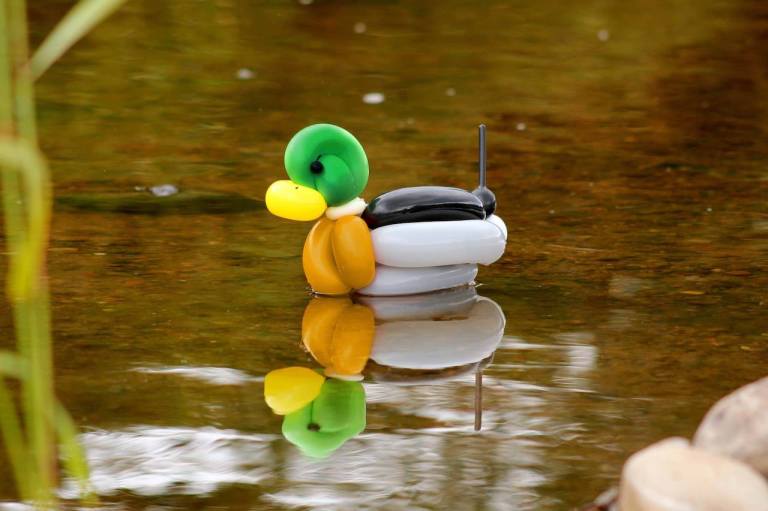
[2,0,768,509]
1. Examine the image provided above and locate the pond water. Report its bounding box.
[2,0,768,509]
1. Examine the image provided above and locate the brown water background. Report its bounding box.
[2,0,768,509]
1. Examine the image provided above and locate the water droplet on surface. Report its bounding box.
[516,122,526,131]
[236,68,254,80]
[445,87,456,97]
[363,92,385,104]
[354,22,367,34]
[597,29,610,42]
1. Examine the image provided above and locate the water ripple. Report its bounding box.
[131,366,262,386]
[61,427,278,497]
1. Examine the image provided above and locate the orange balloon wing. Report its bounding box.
[331,216,376,289]
[303,218,351,295]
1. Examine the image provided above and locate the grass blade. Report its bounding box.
[29,0,127,80]
[8,0,36,140]
[0,350,26,378]
[55,402,95,502]
[0,376,32,500]
[1,350,95,501]
[0,139,50,301]
[0,1,13,129]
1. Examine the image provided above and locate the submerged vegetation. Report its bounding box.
[0,0,125,506]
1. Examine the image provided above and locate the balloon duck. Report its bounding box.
[265,124,507,296]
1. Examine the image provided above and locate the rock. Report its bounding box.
[619,437,768,511]
[694,376,768,477]
[579,487,618,511]
[592,487,619,511]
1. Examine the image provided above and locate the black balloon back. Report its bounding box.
[362,125,498,229]
[362,186,486,229]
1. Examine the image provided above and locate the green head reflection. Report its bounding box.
[282,379,366,459]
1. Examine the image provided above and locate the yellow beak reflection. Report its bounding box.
[266,180,327,221]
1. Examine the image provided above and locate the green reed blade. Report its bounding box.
[0,377,32,501]
[55,402,95,501]
[0,1,12,128]
[30,0,127,80]
[8,0,36,140]
[1,349,94,502]
[5,0,53,500]
[0,3,25,257]
[0,350,26,378]
[0,140,51,300]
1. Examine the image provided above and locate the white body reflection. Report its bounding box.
[365,291,505,371]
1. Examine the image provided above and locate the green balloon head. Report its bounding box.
[284,124,369,207]
[281,379,366,459]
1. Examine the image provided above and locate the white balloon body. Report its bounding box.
[371,219,506,268]
[370,297,506,370]
[486,214,507,240]
[357,264,477,297]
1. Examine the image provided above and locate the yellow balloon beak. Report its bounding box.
[266,180,327,221]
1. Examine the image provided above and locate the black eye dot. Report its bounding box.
[310,160,324,174]
[307,422,321,431]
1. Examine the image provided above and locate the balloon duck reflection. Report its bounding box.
[264,287,506,458]
[265,123,507,296]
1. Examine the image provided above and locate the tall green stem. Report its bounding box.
[0,0,12,128]
[8,0,36,140]
[0,0,25,262]
[0,378,30,499]
[2,0,55,505]
[0,4,30,499]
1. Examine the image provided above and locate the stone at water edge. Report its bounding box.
[578,487,618,511]
[693,376,768,477]
[619,437,768,511]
